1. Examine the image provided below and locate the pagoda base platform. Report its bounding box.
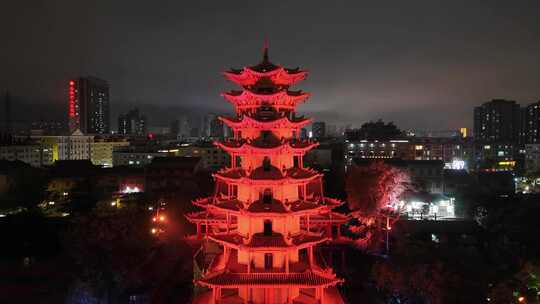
[192,286,345,304]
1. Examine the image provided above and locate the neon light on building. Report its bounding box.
[69,80,76,118]
[187,46,347,303]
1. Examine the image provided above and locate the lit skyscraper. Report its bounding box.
[68,77,110,134]
[473,99,520,143]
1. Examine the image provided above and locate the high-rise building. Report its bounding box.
[170,119,180,137]
[68,77,110,134]
[312,121,326,139]
[185,47,345,303]
[118,108,147,136]
[523,101,540,144]
[473,99,520,143]
[209,116,224,139]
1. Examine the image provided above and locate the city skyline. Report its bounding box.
[2,1,540,130]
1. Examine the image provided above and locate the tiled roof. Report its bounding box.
[210,233,245,246]
[215,200,243,211]
[288,201,321,212]
[199,271,341,287]
[216,168,246,179]
[249,166,283,180]
[286,167,319,179]
[291,233,327,246]
[215,167,318,181]
[247,199,288,213]
[185,211,228,222]
[248,233,288,247]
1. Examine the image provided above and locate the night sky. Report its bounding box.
[2,1,540,130]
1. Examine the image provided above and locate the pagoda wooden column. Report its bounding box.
[226,213,230,233]
[306,215,310,232]
[285,252,290,273]
[196,223,201,239]
[247,252,251,273]
[308,246,314,266]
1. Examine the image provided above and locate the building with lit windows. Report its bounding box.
[345,139,411,166]
[118,108,147,136]
[187,48,346,303]
[68,77,110,134]
[90,137,130,167]
[27,131,94,161]
[473,99,521,143]
[525,144,540,173]
[0,139,53,167]
[523,101,540,144]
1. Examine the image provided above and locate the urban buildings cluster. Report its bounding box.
[2,77,540,192]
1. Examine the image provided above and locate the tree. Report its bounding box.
[64,205,155,302]
[345,161,411,250]
[372,237,492,303]
[345,120,404,141]
[346,161,410,216]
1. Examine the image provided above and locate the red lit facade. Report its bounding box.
[68,77,110,134]
[68,80,77,126]
[187,48,347,303]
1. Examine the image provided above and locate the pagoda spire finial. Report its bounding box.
[262,38,269,63]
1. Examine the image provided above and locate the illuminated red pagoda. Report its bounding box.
[187,46,347,304]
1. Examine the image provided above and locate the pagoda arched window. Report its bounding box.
[263,157,271,171]
[263,219,273,236]
[261,130,271,142]
[262,188,272,204]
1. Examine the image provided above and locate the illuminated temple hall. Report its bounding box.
[188,47,348,304]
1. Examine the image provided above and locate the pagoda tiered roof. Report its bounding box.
[209,232,329,251]
[198,271,342,288]
[191,197,348,221]
[221,90,310,111]
[219,114,312,130]
[223,47,307,87]
[214,166,321,184]
[215,138,318,155]
[197,197,327,216]
[300,212,351,225]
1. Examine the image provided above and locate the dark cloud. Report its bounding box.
[1,0,540,130]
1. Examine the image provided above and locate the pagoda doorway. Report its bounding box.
[264,253,273,269]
